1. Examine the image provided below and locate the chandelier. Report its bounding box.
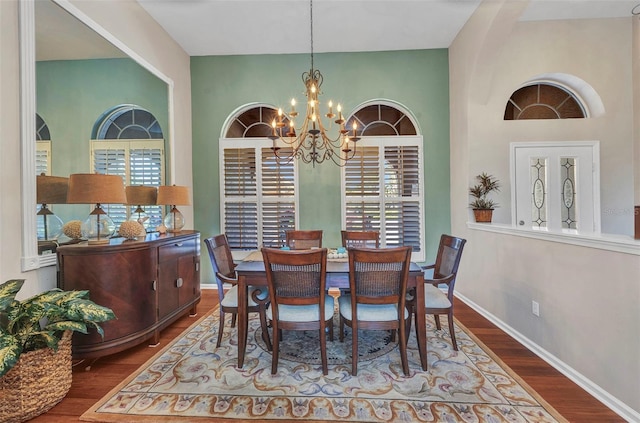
[269,0,359,167]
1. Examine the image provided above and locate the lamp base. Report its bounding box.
[163,206,185,233]
[81,206,116,245]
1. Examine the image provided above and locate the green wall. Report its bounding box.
[192,49,452,285]
[36,58,169,222]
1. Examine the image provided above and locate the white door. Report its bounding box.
[512,142,600,234]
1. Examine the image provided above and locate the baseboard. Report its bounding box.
[456,292,639,423]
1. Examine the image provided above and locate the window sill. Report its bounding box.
[467,222,640,256]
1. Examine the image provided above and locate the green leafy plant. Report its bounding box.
[0,279,115,378]
[469,173,500,210]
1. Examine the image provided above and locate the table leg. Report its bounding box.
[414,274,428,370]
[237,274,248,368]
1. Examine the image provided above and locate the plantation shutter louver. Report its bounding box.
[384,145,421,251]
[345,147,381,231]
[261,148,295,248]
[92,145,127,224]
[223,148,258,249]
[129,145,164,227]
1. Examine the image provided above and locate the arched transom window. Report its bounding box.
[504,83,586,120]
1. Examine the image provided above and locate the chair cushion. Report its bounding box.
[221,285,268,308]
[424,284,451,309]
[338,295,408,321]
[266,296,334,322]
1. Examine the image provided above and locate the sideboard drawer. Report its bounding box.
[158,238,197,262]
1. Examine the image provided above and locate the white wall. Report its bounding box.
[0,0,192,298]
[450,0,640,419]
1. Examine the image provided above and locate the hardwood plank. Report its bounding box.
[26,291,624,422]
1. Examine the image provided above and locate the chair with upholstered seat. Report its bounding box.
[341,230,380,249]
[204,234,271,350]
[285,230,323,250]
[339,246,412,376]
[408,234,466,350]
[261,247,333,375]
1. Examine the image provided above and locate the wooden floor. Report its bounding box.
[29,289,624,422]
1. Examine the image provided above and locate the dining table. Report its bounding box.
[234,250,428,371]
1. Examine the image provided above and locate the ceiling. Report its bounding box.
[135,0,640,57]
[36,0,639,60]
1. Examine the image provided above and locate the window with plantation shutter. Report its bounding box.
[342,102,424,261]
[92,105,165,229]
[35,117,52,237]
[221,105,298,250]
[36,141,51,176]
[36,114,51,175]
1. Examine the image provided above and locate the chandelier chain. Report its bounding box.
[310,0,314,71]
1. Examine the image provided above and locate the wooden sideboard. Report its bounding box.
[57,230,201,359]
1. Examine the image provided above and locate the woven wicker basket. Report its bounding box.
[0,331,72,423]
[473,209,493,223]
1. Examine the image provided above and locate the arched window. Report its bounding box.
[36,113,51,175]
[93,104,163,139]
[91,105,165,229]
[346,103,417,135]
[504,83,586,120]
[342,101,424,261]
[220,104,297,249]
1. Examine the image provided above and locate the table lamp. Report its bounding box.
[156,185,190,233]
[67,173,127,244]
[36,174,68,241]
[125,185,157,230]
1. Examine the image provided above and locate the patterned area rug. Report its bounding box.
[80,306,567,423]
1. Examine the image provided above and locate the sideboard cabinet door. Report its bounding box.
[157,234,200,321]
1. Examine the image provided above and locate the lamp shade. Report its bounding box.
[126,186,157,205]
[67,173,127,204]
[36,174,68,204]
[157,185,190,206]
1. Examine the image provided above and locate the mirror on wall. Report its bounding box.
[21,0,173,270]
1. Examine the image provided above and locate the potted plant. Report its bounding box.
[469,172,500,223]
[0,279,115,423]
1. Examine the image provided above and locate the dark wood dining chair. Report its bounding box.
[407,234,466,350]
[261,247,333,375]
[285,230,323,250]
[204,234,271,350]
[339,246,412,376]
[341,230,380,248]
